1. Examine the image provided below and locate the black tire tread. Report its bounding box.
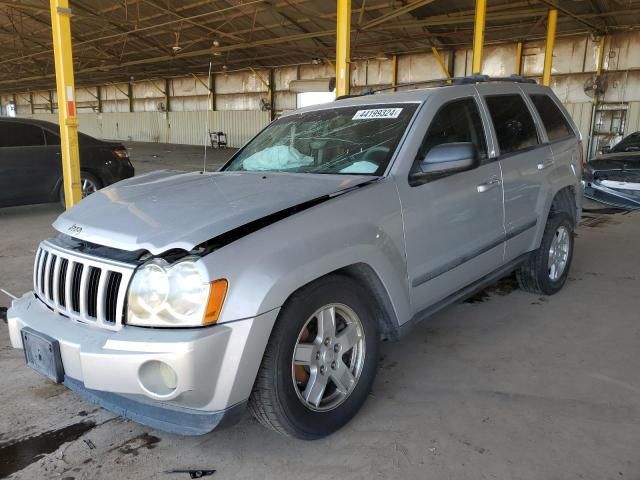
[248,336,291,436]
[248,278,318,437]
[516,212,573,295]
[248,274,377,439]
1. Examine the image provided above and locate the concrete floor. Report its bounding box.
[1,143,639,479]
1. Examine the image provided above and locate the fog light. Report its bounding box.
[138,360,178,397]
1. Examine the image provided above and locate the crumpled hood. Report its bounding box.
[53,170,370,254]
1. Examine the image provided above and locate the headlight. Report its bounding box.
[127,258,227,327]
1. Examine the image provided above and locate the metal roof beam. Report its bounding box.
[0,29,338,87]
[537,0,607,34]
[361,0,436,30]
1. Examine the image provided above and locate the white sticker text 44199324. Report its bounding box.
[352,108,403,120]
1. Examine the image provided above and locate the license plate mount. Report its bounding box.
[22,327,64,383]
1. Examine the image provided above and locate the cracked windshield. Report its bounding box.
[223,103,419,176]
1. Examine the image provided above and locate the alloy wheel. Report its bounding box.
[291,303,366,412]
[81,177,98,198]
[548,225,571,281]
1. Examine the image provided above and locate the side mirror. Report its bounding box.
[410,142,479,186]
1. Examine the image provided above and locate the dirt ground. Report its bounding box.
[1,143,639,480]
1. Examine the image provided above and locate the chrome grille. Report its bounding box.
[33,240,135,330]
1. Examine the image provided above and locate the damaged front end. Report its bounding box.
[583,158,640,209]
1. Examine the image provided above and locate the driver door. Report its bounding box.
[395,94,506,313]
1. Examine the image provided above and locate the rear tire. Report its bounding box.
[516,212,574,295]
[249,274,378,439]
[58,171,102,207]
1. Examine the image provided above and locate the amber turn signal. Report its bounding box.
[203,279,228,324]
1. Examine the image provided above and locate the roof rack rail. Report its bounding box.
[335,74,537,100]
[452,74,536,85]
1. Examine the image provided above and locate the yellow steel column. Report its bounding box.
[50,0,81,208]
[472,0,487,74]
[336,0,351,97]
[391,55,398,92]
[542,8,558,86]
[595,36,606,76]
[515,41,523,76]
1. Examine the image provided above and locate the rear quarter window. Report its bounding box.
[530,94,574,141]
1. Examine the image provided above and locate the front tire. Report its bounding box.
[517,212,575,295]
[249,274,379,439]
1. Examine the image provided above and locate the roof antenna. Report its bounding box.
[203,60,213,173]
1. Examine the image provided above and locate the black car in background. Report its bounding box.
[602,131,640,154]
[0,117,134,208]
[584,131,640,209]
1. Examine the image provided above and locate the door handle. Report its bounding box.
[477,176,501,193]
[537,159,554,170]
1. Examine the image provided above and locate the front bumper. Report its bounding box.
[8,293,279,435]
[583,180,640,209]
[62,377,245,435]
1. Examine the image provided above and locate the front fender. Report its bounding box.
[199,178,411,328]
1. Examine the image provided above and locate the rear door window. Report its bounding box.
[485,95,540,155]
[44,129,61,146]
[0,123,45,147]
[530,94,573,141]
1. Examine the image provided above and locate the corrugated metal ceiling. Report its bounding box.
[0,0,638,93]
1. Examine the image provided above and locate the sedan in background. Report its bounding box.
[0,117,134,208]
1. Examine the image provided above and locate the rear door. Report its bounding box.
[527,90,581,204]
[478,85,552,262]
[396,90,506,312]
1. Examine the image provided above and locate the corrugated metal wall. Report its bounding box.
[16,111,270,148]
[167,111,206,145]
[627,102,640,134]
[5,31,640,148]
[212,111,269,147]
[26,113,57,123]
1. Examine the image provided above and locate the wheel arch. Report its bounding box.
[532,184,579,249]
[54,168,105,201]
[549,185,578,227]
[331,263,402,341]
[272,262,403,343]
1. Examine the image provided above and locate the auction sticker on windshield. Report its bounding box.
[352,108,403,120]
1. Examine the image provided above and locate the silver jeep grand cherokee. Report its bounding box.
[7,76,583,439]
